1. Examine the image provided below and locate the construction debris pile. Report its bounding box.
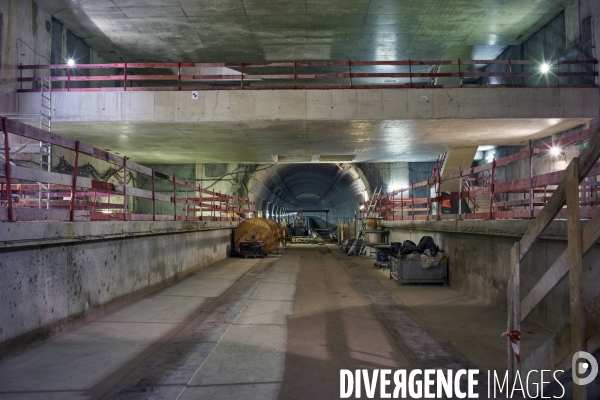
[390,236,444,269]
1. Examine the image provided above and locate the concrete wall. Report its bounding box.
[0,0,52,114]
[0,221,235,356]
[484,0,599,85]
[383,219,600,335]
[0,0,115,115]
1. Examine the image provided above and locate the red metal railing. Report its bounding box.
[361,124,600,221]
[17,58,598,92]
[430,152,447,182]
[0,118,254,222]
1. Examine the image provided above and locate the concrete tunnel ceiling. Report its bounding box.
[248,163,366,213]
[36,0,570,63]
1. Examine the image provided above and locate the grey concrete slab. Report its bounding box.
[234,299,293,325]
[188,324,286,385]
[252,282,296,301]
[0,393,87,400]
[262,272,297,285]
[178,383,280,400]
[97,295,209,323]
[0,321,178,392]
[99,342,217,399]
[157,279,236,298]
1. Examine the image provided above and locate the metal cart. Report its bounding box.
[390,255,448,286]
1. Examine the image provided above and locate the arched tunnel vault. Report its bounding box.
[247,163,369,219]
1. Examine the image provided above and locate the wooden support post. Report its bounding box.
[178,62,181,91]
[123,157,128,221]
[566,159,586,400]
[173,174,177,220]
[2,118,14,221]
[519,127,600,261]
[151,168,156,221]
[529,140,534,218]
[124,62,127,91]
[69,141,80,221]
[508,241,521,382]
[520,208,600,320]
[241,62,244,88]
[67,66,71,92]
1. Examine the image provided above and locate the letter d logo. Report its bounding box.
[572,351,598,386]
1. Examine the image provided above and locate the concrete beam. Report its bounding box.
[18,87,600,123]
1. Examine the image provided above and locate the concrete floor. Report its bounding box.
[0,244,551,399]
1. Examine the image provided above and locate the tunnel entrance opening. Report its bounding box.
[247,163,369,226]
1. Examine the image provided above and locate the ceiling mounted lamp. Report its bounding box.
[67,58,75,67]
[540,63,550,74]
[550,146,561,156]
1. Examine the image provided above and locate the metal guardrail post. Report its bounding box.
[69,141,80,221]
[2,117,14,221]
[529,140,534,218]
[400,190,403,221]
[458,166,463,215]
[411,184,414,221]
[173,174,177,220]
[123,156,128,221]
[151,168,156,221]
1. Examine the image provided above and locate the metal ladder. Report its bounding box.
[347,186,382,255]
[39,73,52,209]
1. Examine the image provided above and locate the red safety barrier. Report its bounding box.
[17,58,598,92]
[0,118,254,222]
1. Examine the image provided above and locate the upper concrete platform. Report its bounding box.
[17,87,598,163]
[20,87,599,122]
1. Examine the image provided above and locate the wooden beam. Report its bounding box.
[521,202,600,321]
[508,242,521,381]
[519,127,600,260]
[4,119,93,154]
[566,159,586,400]
[1,164,92,188]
